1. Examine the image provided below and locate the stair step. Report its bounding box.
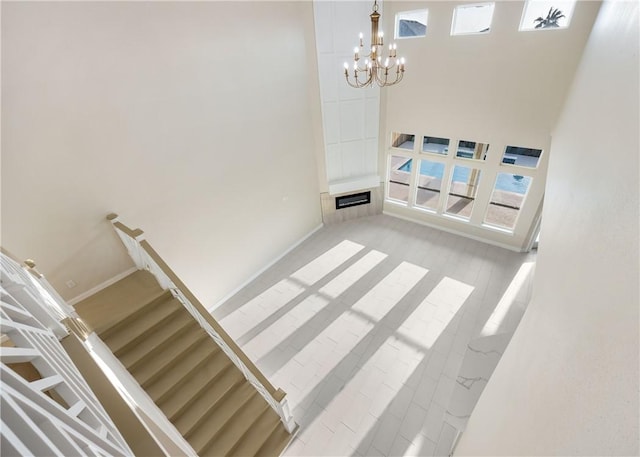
[256,421,295,457]
[161,354,240,422]
[231,408,280,456]
[145,339,218,404]
[213,405,280,457]
[97,289,171,339]
[76,270,165,334]
[104,298,182,356]
[172,363,244,435]
[132,329,209,388]
[185,381,256,453]
[120,311,196,371]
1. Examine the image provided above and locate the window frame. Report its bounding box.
[451,2,496,36]
[518,0,577,32]
[395,9,429,40]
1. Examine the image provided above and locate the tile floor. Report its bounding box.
[214,215,536,457]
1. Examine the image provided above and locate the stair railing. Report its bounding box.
[0,254,71,339]
[0,253,133,456]
[0,251,198,456]
[107,213,296,433]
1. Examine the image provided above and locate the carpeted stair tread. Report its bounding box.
[102,296,180,355]
[181,381,253,448]
[145,339,217,403]
[175,374,250,437]
[162,356,241,423]
[187,385,262,455]
[222,406,282,457]
[119,312,197,371]
[75,270,164,333]
[256,422,296,457]
[97,289,172,340]
[131,328,209,387]
[201,394,271,457]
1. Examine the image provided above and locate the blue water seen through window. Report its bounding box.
[398,160,531,194]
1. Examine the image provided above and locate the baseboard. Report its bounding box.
[67,267,138,306]
[382,211,523,253]
[208,223,324,312]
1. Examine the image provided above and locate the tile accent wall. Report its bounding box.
[320,186,384,225]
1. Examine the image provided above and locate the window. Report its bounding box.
[415,160,445,211]
[391,132,416,151]
[484,173,533,230]
[395,9,428,39]
[502,145,543,168]
[519,0,576,31]
[384,130,547,247]
[422,136,450,155]
[445,165,482,220]
[456,140,489,160]
[388,155,412,204]
[452,3,495,35]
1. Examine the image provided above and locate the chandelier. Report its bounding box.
[344,0,405,88]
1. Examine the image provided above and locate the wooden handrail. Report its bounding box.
[113,221,144,239]
[139,239,282,400]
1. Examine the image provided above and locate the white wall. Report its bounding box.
[1,2,323,306]
[381,1,600,250]
[456,1,639,454]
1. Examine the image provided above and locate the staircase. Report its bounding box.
[75,270,292,457]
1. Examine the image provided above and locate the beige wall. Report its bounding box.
[1,2,323,306]
[456,1,639,454]
[380,1,600,250]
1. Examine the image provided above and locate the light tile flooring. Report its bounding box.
[214,215,535,457]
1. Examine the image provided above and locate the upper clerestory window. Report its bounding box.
[395,9,428,39]
[519,0,577,31]
[451,3,495,36]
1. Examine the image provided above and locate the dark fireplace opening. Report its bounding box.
[335,191,371,210]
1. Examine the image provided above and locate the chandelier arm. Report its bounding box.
[346,69,374,88]
[343,0,405,88]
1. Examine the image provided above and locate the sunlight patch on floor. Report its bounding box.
[290,240,364,286]
[221,240,365,336]
[307,277,474,455]
[273,262,428,411]
[241,250,388,360]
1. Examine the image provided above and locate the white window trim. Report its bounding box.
[395,9,429,40]
[518,0,577,32]
[451,2,496,36]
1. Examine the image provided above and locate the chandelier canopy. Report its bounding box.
[344,0,405,88]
